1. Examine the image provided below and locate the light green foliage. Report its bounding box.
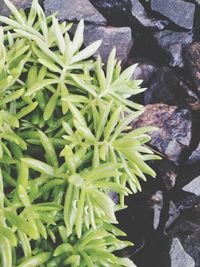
[0,0,159,266]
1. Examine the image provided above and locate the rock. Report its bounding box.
[144,67,187,105]
[150,159,178,190]
[0,0,32,16]
[169,238,195,267]
[90,0,132,24]
[176,195,200,211]
[183,176,200,196]
[168,212,200,266]
[165,201,180,229]
[84,25,133,63]
[149,191,163,230]
[44,0,106,24]
[131,104,192,164]
[132,61,158,86]
[130,0,168,30]
[188,142,200,164]
[185,43,200,94]
[154,30,193,67]
[151,0,195,30]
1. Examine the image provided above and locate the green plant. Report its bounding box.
[0,0,160,266]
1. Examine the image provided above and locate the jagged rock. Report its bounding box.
[132,62,158,86]
[0,0,32,16]
[144,67,187,105]
[170,238,195,267]
[149,191,163,230]
[89,0,132,24]
[151,0,195,30]
[44,0,106,23]
[131,0,168,30]
[165,201,180,229]
[183,176,200,196]
[185,43,200,94]
[188,142,200,164]
[168,212,200,266]
[131,104,192,164]
[154,30,193,67]
[150,159,178,190]
[84,25,132,63]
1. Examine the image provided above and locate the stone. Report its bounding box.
[165,201,180,229]
[90,0,132,24]
[131,0,168,30]
[144,67,187,105]
[151,0,195,30]
[183,176,200,196]
[132,62,158,86]
[44,0,106,24]
[84,25,133,64]
[150,191,163,230]
[168,212,200,266]
[185,43,200,94]
[0,0,32,16]
[170,238,195,267]
[131,104,192,164]
[154,30,193,68]
[188,142,200,164]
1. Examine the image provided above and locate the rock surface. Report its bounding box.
[154,30,193,67]
[144,67,187,105]
[151,0,195,30]
[131,0,168,30]
[131,104,192,164]
[188,142,200,164]
[44,0,106,23]
[132,62,158,86]
[183,176,200,196]
[170,238,195,267]
[0,0,32,16]
[84,25,132,63]
[185,43,200,93]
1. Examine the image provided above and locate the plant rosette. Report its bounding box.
[0,0,160,266]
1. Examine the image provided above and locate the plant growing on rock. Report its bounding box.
[0,0,160,266]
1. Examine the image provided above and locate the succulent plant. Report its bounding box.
[0,0,160,266]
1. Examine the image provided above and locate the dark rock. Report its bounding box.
[0,0,32,16]
[131,104,192,164]
[130,0,168,30]
[84,25,132,63]
[176,195,200,211]
[151,0,195,30]
[144,67,187,105]
[154,30,193,67]
[165,201,180,229]
[149,191,163,230]
[169,238,195,267]
[44,0,106,24]
[90,0,132,25]
[185,42,200,94]
[183,176,200,196]
[188,143,200,164]
[132,61,158,86]
[150,159,178,190]
[168,210,200,266]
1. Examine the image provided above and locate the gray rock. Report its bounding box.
[185,43,200,94]
[170,238,195,267]
[165,201,180,229]
[144,67,187,105]
[188,142,200,164]
[84,25,133,64]
[183,176,200,196]
[44,0,106,24]
[0,0,32,16]
[150,191,163,230]
[151,0,195,30]
[131,104,192,165]
[131,0,168,30]
[132,62,158,86]
[154,30,193,68]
